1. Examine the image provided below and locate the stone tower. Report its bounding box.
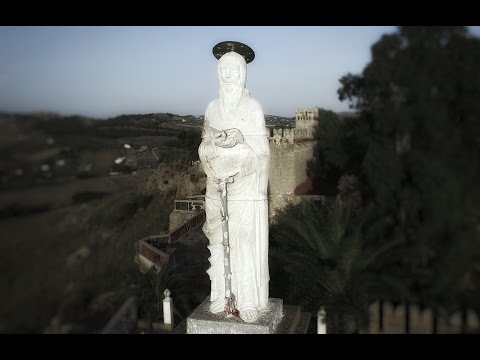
[268,108,319,219]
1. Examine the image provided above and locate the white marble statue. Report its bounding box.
[198,49,270,323]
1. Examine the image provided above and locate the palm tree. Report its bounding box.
[135,238,211,327]
[136,257,192,324]
[269,199,405,333]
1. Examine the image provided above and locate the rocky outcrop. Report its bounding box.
[144,163,206,198]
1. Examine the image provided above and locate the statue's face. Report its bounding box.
[219,62,240,84]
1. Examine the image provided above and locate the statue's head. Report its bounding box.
[217,51,247,89]
[212,41,254,113]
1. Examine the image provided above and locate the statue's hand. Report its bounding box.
[214,128,243,148]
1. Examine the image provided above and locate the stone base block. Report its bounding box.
[186,296,283,334]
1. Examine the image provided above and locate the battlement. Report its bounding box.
[295,108,320,119]
[295,108,320,130]
[293,128,315,141]
[269,128,295,146]
[268,127,315,147]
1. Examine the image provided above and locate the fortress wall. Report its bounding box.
[268,131,296,218]
[266,108,320,218]
[294,141,315,188]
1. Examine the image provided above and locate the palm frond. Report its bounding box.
[270,198,404,333]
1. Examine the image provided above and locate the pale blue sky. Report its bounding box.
[1,26,479,119]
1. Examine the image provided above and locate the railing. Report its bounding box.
[368,300,479,334]
[137,209,206,270]
[169,210,206,243]
[174,199,205,212]
[138,237,170,268]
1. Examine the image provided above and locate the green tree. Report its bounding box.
[307,108,366,185]
[177,128,202,162]
[325,26,480,312]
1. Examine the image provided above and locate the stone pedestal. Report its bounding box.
[186,296,283,334]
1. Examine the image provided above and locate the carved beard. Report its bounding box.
[220,83,243,114]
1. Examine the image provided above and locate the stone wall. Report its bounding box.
[293,142,314,189]
[268,132,296,219]
[295,108,320,130]
[267,123,316,219]
[294,128,315,141]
